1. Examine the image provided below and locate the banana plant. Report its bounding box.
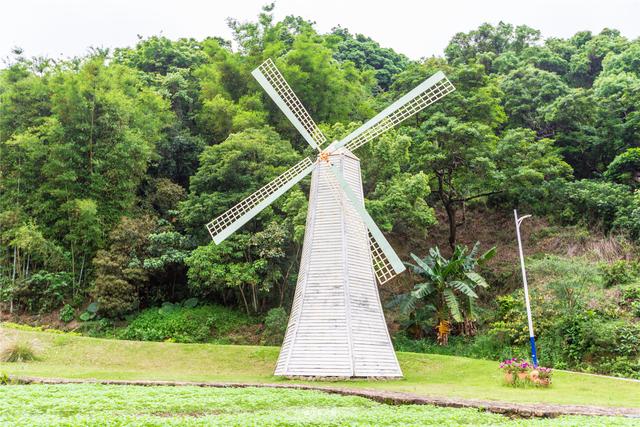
[394,242,495,344]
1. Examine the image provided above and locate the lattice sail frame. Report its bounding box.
[324,166,398,284]
[336,72,455,153]
[206,157,316,244]
[368,232,400,284]
[253,59,326,150]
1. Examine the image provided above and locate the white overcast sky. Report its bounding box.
[2,0,639,61]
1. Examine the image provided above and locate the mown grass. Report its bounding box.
[1,325,640,409]
[0,384,637,427]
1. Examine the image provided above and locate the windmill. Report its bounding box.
[206,58,455,377]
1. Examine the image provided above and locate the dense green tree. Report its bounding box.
[91,215,156,317]
[565,29,628,87]
[542,88,604,177]
[445,22,540,71]
[0,57,170,308]
[185,237,259,315]
[180,126,304,238]
[605,148,640,188]
[329,27,409,91]
[500,66,569,133]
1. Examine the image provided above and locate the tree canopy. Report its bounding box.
[1,6,639,318]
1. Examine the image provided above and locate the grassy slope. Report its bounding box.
[2,384,636,427]
[2,326,639,409]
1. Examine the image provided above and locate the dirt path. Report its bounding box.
[10,375,640,419]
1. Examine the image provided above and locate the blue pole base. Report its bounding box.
[529,336,538,368]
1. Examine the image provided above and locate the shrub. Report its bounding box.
[12,271,73,313]
[0,342,37,363]
[623,286,640,301]
[119,305,251,343]
[393,333,528,362]
[79,318,114,337]
[631,301,640,317]
[549,179,636,236]
[262,307,288,345]
[59,304,75,323]
[621,285,640,316]
[600,260,640,288]
[553,313,640,378]
[488,295,523,341]
[92,274,138,318]
[79,302,99,322]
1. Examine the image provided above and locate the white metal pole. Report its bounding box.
[514,209,538,368]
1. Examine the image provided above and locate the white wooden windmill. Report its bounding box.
[206,58,455,377]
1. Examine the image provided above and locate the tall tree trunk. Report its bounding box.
[10,246,17,314]
[238,285,250,316]
[251,284,258,313]
[445,203,458,250]
[70,243,76,295]
[11,246,17,284]
[88,90,96,175]
[77,255,86,294]
[436,172,458,250]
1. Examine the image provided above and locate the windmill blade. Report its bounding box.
[206,157,316,244]
[252,58,326,151]
[334,71,455,153]
[327,163,406,283]
[368,232,405,285]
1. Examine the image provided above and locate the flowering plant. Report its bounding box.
[499,358,529,374]
[537,367,552,380]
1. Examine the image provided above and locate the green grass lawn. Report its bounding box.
[2,324,640,411]
[1,384,637,427]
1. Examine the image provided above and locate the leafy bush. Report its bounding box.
[620,284,640,316]
[548,313,640,378]
[78,318,114,337]
[623,286,640,301]
[605,147,640,188]
[393,333,528,362]
[59,304,75,323]
[79,302,99,321]
[0,342,37,362]
[157,298,199,316]
[600,260,640,288]
[12,271,73,313]
[261,307,288,345]
[487,294,529,346]
[631,301,640,317]
[547,179,639,239]
[92,274,138,318]
[118,305,251,343]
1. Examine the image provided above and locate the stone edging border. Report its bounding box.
[9,376,640,419]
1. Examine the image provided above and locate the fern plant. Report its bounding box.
[394,242,495,345]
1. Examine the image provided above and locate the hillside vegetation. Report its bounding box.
[1,5,639,378]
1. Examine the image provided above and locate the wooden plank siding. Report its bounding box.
[275,149,402,378]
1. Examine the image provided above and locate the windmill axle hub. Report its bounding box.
[318,150,331,163]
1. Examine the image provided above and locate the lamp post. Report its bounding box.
[514,209,538,368]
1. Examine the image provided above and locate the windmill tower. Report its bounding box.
[206,58,455,377]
